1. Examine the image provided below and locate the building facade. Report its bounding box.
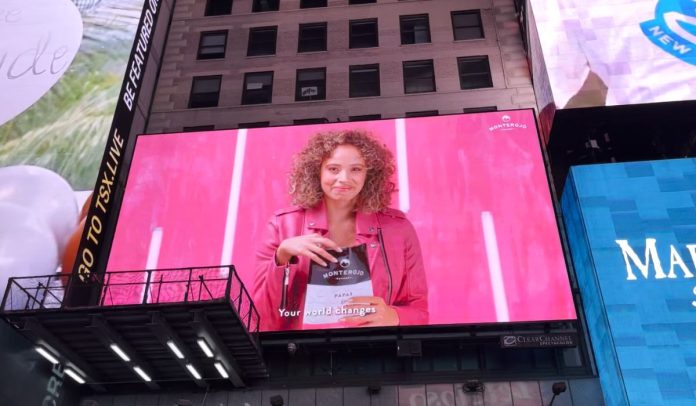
[0,1,612,405]
[75,1,604,405]
[146,0,536,132]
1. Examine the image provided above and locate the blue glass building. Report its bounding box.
[562,158,696,406]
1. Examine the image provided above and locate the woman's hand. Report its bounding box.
[276,233,342,267]
[339,296,399,327]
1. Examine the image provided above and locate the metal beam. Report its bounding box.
[88,315,160,390]
[148,311,206,388]
[21,317,106,392]
[190,310,245,387]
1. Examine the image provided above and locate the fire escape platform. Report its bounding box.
[1,266,268,392]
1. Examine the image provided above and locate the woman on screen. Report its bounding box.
[253,130,428,331]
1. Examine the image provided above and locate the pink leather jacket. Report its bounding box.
[253,202,428,331]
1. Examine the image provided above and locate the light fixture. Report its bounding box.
[166,340,185,359]
[462,379,484,393]
[109,343,131,362]
[196,338,214,358]
[64,368,86,384]
[35,346,59,364]
[552,382,567,395]
[548,382,567,406]
[185,363,202,380]
[287,342,297,356]
[214,362,229,379]
[133,366,152,382]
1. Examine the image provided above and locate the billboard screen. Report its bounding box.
[529,0,696,109]
[0,0,146,293]
[106,111,576,332]
[562,158,696,405]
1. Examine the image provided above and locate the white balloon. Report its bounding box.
[0,165,78,257]
[0,202,59,302]
[0,0,83,126]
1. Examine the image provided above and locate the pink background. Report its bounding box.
[106,111,576,330]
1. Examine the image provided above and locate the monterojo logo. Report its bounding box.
[640,0,696,66]
[488,114,527,132]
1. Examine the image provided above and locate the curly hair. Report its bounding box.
[289,130,396,212]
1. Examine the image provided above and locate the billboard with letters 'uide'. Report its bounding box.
[0,0,147,313]
[562,158,696,406]
[105,111,576,332]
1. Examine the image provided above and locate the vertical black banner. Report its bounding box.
[67,0,163,306]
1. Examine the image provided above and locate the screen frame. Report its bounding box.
[101,108,580,340]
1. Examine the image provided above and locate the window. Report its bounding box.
[464,106,497,113]
[300,0,327,8]
[183,125,215,132]
[295,68,326,101]
[294,118,328,125]
[400,14,430,44]
[247,26,277,56]
[189,76,221,108]
[405,110,438,118]
[298,23,327,52]
[451,10,484,40]
[457,56,493,89]
[242,72,273,104]
[198,31,227,59]
[349,0,375,4]
[252,0,279,12]
[349,19,378,48]
[403,60,435,93]
[238,122,270,128]
[205,0,232,16]
[349,114,381,122]
[349,64,380,97]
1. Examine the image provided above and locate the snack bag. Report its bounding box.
[303,244,373,326]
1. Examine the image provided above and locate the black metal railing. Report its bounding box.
[1,265,259,334]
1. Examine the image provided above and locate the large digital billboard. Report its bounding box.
[0,0,146,294]
[0,2,154,404]
[562,158,696,405]
[529,0,696,109]
[106,111,576,332]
